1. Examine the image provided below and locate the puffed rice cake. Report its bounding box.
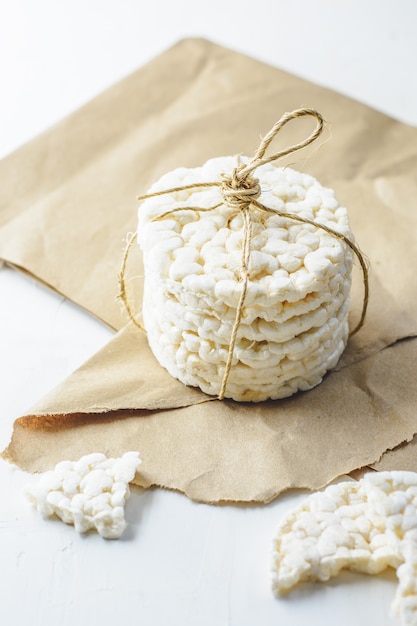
[137,156,354,402]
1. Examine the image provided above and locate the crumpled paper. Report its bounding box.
[1,38,416,503]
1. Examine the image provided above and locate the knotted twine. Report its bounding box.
[119,108,368,400]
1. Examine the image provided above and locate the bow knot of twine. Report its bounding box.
[119,108,369,401]
[220,169,262,211]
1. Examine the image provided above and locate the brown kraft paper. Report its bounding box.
[1,38,417,503]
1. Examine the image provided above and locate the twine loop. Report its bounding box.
[120,108,368,401]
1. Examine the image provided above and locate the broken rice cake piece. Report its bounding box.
[26,451,141,539]
[271,471,417,626]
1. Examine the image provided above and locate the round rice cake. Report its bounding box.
[137,156,354,401]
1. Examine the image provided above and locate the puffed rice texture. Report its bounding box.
[26,451,141,539]
[138,156,354,401]
[271,471,417,626]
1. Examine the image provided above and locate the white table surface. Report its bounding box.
[1,2,416,625]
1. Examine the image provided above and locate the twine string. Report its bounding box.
[219,204,252,400]
[120,108,368,400]
[239,108,325,178]
[118,232,144,331]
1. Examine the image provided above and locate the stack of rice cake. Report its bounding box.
[137,156,353,402]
